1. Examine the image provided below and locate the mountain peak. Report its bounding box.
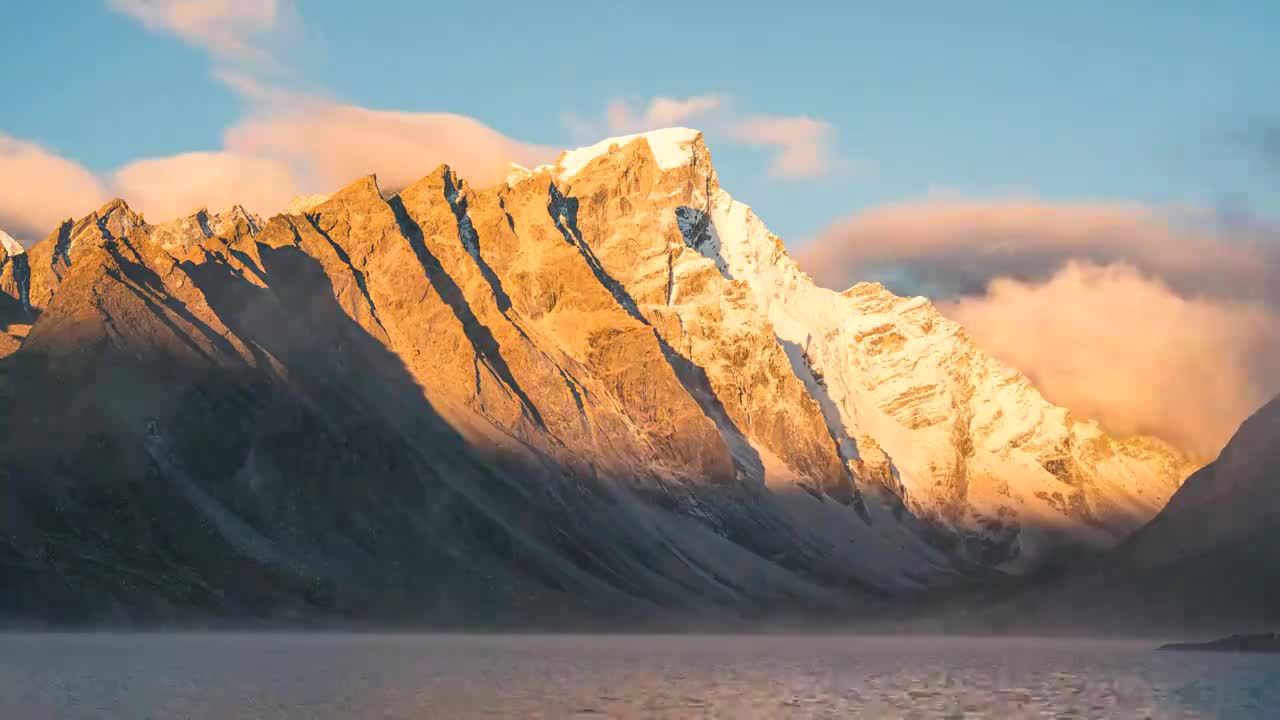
[95,197,134,216]
[93,198,145,239]
[219,204,262,234]
[0,229,24,256]
[323,174,384,207]
[556,127,705,178]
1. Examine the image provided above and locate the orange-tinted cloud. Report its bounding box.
[2,96,552,242]
[111,151,301,222]
[942,262,1280,459]
[0,134,109,242]
[224,99,558,191]
[50,1,574,227]
[800,199,1272,302]
[0,136,303,242]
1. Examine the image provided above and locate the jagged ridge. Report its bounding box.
[0,129,1194,624]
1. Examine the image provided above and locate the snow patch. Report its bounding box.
[505,163,532,185]
[557,128,702,178]
[0,229,23,256]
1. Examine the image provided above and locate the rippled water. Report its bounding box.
[3,633,1279,718]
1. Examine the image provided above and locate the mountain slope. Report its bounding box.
[1040,394,1280,631]
[0,130,1195,624]
[1124,395,1280,565]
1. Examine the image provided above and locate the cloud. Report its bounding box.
[566,94,843,180]
[599,95,728,135]
[799,199,1273,302]
[0,94,557,244]
[89,0,558,224]
[0,135,109,241]
[0,135,304,243]
[798,198,1280,457]
[111,151,301,222]
[105,0,294,60]
[224,98,558,191]
[211,68,277,100]
[730,115,838,180]
[942,262,1280,459]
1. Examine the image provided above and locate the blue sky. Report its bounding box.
[1,1,1277,242]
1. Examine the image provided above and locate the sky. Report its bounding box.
[2,1,1279,454]
[1,1,1277,242]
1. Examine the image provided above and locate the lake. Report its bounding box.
[2,633,1278,718]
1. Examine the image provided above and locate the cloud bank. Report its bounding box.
[225,99,557,192]
[798,199,1280,458]
[0,94,556,244]
[0,135,109,240]
[943,262,1280,458]
[111,151,301,223]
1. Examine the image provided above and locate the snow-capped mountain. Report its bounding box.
[0,130,1194,623]
[541,128,1191,566]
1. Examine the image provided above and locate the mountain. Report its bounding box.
[0,229,31,357]
[997,394,1280,633]
[0,129,1194,625]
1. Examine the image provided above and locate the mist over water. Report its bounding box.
[4,633,1278,718]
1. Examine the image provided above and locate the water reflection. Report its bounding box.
[2,633,1276,718]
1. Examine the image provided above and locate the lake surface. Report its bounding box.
[3,633,1278,718]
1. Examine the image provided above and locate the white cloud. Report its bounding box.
[224,97,557,192]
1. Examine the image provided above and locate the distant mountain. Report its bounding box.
[973,394,1280,634]
[0,130,1193,625]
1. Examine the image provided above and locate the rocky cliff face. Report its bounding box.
[0,129,1194,624]
[0,229,31,357]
